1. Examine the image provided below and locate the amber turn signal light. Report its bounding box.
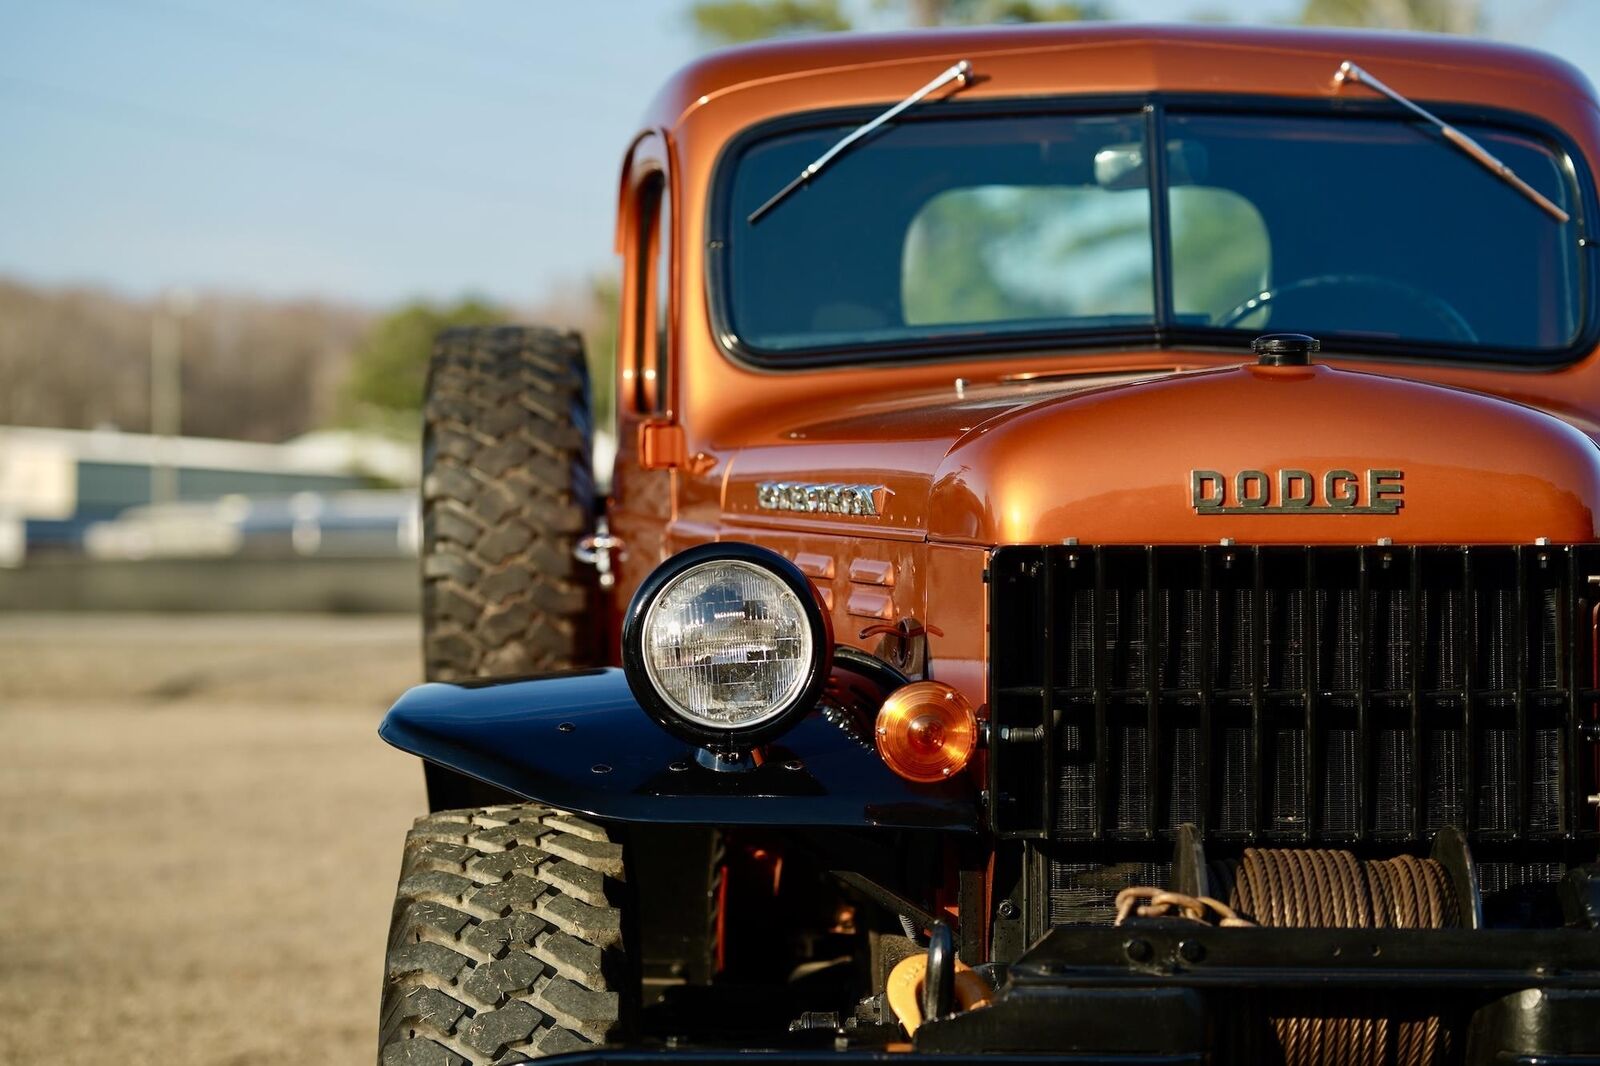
[874,681,977,782]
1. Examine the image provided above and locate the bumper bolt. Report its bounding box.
[1178,940,1206,963]
[997,899,1019,920]
[1123,938,1153,963]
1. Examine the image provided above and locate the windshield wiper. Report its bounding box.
[1334,60,1570,224]
[747,59,973,224]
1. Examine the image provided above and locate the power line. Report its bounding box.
[62,0,547,103]
[262,0,561,90]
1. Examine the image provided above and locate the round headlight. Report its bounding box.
[623,543,830,746]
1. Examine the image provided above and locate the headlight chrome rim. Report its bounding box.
[639,558,813,729]
[622,542,831,747]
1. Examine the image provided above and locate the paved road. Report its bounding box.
[0,614,426,1065]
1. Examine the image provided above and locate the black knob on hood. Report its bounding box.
[1252,333,1319,366]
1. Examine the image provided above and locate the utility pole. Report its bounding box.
[149,289,193,506]
[907,0,943,27]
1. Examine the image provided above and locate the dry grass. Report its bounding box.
[0,614,425,1065]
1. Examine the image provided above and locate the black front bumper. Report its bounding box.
[914,922,1600,1063]
[539,923,1600,1065]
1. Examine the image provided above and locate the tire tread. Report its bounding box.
[378,805,623,1064]
[421,326,597,682]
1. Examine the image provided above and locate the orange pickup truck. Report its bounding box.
[376,23,1600,1066]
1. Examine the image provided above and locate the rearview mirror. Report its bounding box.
[1094,140,1209,190]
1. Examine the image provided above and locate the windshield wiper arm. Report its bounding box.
[1334,60,1570,224]
[747,59,973,225]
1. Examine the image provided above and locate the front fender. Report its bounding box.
[379,668,978,831]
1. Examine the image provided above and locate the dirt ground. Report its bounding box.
[0,613,426,1065]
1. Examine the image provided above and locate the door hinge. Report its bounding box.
[575,523,626,589]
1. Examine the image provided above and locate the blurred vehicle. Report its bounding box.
[0,424,414,561]
[82,491,419,561]
[373,23,1600,1066]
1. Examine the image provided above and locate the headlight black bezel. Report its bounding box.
[621,541,832,748]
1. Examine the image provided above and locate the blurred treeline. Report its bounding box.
[0,275,616,444]
[2,0,1486,446]
[688,0,1485,41]
[0,277,368,441]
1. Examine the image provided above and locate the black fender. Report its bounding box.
[379,666,978,831]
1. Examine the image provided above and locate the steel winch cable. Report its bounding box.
[1226,848,1460,1066]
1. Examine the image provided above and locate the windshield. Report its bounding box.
[718,103,1585,363]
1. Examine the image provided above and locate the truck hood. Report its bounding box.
[721,363,1600,544]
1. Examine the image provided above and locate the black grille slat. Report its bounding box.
[1355,547,1371,842]
[1144,551,1161,839]
[1315,551,1362,839]
[1369,546,1415,838]
[1424,723,1468,831]
[1567,547,1592,840]
[988,544,1597,845]
[1091,550,1108,841]
[1153,549,1204,835]
[1263,548,1311,841]
[1474,550,1520,837]
[1198,549,1214,836]
[1208,548,1258,837]
[1066,585,1093,688]
[1515,546,1530,838]
[1162,720,1201,830]
[1055,721,1095,836]
[1373,723,1412,836]
[1462,547,1479,836]
[1526,546,1569,836]
[1303,548,1321,839]
[1408,547,1425,842]
[1110,716,1149,834]
[1418,548,1468,834]
[1250,549,1267,840]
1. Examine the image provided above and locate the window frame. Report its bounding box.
[705,92,1597,371]
[629,170,672,416]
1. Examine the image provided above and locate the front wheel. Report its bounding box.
[378,805,629,1064]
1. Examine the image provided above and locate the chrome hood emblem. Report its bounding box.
[1191,468,1404,515]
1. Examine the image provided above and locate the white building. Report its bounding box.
[0,425,418,564]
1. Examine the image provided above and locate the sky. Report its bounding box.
[1,0,1596,308]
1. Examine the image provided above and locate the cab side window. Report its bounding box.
[633,172,671,415]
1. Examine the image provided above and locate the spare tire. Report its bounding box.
[420,326,598,681]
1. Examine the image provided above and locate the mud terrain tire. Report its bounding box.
[379,805,628,1064]
[421,326,596,681]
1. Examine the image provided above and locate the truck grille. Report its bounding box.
[988,544,1600,844]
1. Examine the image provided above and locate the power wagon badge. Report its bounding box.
[757,481,889,516]
[1191,468,1404,515]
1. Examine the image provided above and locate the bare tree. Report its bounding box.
[1299,0,1484,33]
[0,277,371,442]
[690,0,1111,44]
